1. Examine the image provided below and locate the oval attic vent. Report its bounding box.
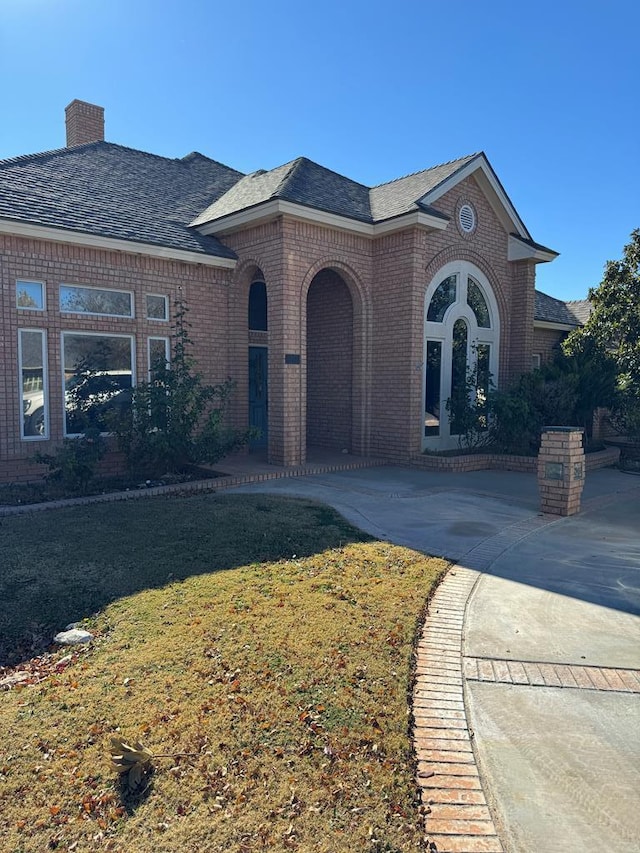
[459,204,476,233]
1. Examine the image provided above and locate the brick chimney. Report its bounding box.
[65,100,105,147]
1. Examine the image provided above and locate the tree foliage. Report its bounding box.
[112,300,251,477]
[564,229,640,437]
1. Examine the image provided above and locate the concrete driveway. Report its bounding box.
[229,465,640,852]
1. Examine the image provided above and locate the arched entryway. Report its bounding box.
[306,269,354,453]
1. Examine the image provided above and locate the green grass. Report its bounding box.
[0,494,447,852]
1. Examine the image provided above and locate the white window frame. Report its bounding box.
[147,336,170,380]
[19,328,49,440]
[17,280,45,311]
[532,353,541,370]
[61,331,136,436]
[59,284,134,318]
[423,261,500,451]
[146,293,169,322]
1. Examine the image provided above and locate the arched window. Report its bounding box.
[424,262,499,449]
[248,281,267,331]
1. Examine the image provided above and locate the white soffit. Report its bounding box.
[0,219,237,268]
[534,319,576,331]
[197,199,449,239]
[508,235,558,264]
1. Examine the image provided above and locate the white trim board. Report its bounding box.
[196,199,449,238]
[0,219,237,269]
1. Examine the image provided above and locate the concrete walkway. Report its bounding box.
[227,464,640,852]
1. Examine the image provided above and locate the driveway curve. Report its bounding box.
[229,465,640,852]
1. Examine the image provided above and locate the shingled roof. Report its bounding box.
[0,133,538,261]
[535,290,592,326]
[0,142,243,259]
[369,154,479,221]
[192,154,476,228]
[192,157,372,226]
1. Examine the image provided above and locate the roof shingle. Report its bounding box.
[0,142,243,258]
[535,290,592,326]
[369,154,479,221]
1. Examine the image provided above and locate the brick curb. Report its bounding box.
[414,566,504,852]
[0,456,388,517]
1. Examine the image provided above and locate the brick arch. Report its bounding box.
[299,257,370,319]
[228,258,272,447]
[233,258,270,299]
[299,259,371,458]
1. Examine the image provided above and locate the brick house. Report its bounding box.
[1,100,572,483]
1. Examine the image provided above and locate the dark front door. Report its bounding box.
[248,346,268,448]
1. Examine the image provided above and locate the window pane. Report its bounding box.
[63,333,133,433]
[427,276,457,322]
[146,294,168,320]
[450,319,468,436]
[248,281,268,330]
[467,278,490,328]
[425,340,442,436]
[149,337,169,380]
[20,330,47,438]
[476,343,491,430]
[60,285,133,317]
[17,281,44,310]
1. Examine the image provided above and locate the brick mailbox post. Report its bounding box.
[537,427,585,516]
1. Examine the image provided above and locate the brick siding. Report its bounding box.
[0,233,231,482]
[532,326,565,365]
[1,171,545,482]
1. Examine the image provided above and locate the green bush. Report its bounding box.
[111,300,252,478]
[33,428,106,494]
[450,343,617,455]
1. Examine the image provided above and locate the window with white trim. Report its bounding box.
[19,329,48,439]
[146,294,168,321]
[62,332,134,435]
[424,261,500,450]
[17,280,45,310]
[60,285,133,317]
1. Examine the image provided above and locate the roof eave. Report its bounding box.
[534,319,577,331]
[508,234,559,264]
[196,198,450,238]
[0,218,237,268]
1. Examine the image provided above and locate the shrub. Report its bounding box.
[111,300,252,478]
[32,428,106,494]
[451,343,617,455]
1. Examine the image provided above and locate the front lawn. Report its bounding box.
[0,494,447,852]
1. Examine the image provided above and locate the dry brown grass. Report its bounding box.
[0,498,446,852]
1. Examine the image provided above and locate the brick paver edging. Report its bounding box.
[464,657,640,692]
[0,456,388,517]
[414,566,504,853]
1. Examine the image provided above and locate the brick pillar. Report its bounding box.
[537,427,585,516]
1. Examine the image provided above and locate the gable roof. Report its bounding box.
[535,290,592,326]
[0,142,243,259]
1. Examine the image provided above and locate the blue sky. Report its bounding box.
[1,0,637,301]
